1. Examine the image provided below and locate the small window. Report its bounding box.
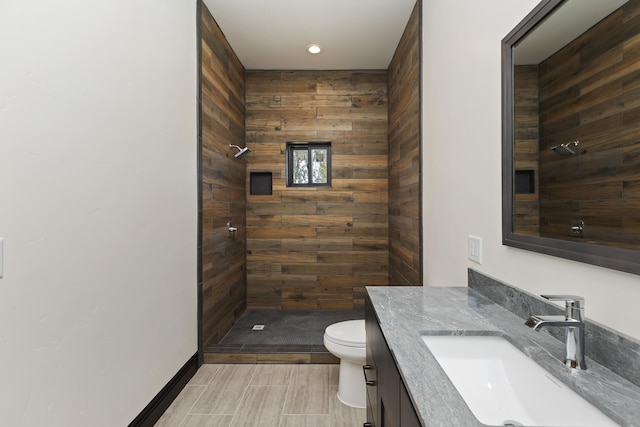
[286,142,331,187]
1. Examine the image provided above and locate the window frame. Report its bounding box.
[286,142,332,188]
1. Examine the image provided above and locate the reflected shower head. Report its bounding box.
[551,140,580,156]
[229,144,250,159]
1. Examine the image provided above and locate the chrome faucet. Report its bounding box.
[525,295,586,370]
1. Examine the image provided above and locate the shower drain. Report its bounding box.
[252,324,265,331]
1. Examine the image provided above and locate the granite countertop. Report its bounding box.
[366,286,640,427]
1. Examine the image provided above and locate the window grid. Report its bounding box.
[287,142,331,187]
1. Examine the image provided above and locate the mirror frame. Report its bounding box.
[502,0,640,276]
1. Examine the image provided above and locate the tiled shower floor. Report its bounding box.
[204,309,364,364]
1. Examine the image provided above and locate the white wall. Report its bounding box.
[421,0,640,341]
[0,1,198,425]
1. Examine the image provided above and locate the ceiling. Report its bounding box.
[514,0,628,65]
[202,0,418,70]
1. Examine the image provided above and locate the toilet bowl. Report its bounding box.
[323,319,366,408]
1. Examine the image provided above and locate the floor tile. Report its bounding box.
[190,364,255,414]
[329,364,339,386]
[329,386,366,427]
[282,365,331,415]
[250,364,293,385]
[279,414,331,427]
[229,385,287,427]
[181,414,233,427]
[188,364,220,386]
[158,363,364,427]
[154,385,204,427]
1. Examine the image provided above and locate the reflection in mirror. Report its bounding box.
[503,0,640,274]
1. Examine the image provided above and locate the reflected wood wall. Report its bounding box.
[538,0,640,247]
[514,66,540,235]
[200,3,246,348]
[245,70,389,309]
[388,1,422,284]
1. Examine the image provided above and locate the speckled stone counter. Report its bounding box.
[365,286,640,427]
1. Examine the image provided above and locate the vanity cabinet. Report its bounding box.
[365,295,422,427]
[400,382,422,427]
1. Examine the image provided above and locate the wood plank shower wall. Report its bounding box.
[200,3,247,348]
[388,1,422,284]
[245,71,390,310]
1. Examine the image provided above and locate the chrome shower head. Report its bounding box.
[551,140,580,156]
[229,144,250,159]
[234,147,250,159]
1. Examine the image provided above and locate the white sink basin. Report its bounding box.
[422,334,618,426]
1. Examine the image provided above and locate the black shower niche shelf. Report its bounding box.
[515,169,535,194]
[250,172,273,195]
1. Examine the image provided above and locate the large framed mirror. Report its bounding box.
[502,0,640,275]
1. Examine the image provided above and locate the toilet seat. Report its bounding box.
[324,320,365,347]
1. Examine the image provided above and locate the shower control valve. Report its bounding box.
[571,219,584,238]
[227,222,238,238]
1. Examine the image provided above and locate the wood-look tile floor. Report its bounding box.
[155,364,366,427]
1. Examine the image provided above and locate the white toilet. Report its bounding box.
[323,319,366,408]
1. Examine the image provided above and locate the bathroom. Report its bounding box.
[1,0,640,426]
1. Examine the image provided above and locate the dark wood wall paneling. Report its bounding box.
[200,3,247,348]
[514,66,540,235]
[538,0,640,248]
[388,1,422,284]
[245,71,390,310]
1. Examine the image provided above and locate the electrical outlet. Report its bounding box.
[468,235,482,264]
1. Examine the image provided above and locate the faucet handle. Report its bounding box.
[541,294,584,306]
[541,295,584,320]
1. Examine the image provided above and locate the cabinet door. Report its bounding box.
[400,381,423,427]
[366,294,423,427]
[365,402,375,427]
[378,346,400,427]
[365,297,379,425]
[364,345,377,426]
[366,296,400,427]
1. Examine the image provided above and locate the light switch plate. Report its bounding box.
[468,235,482,264]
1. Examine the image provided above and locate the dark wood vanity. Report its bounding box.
[364,295,422,427]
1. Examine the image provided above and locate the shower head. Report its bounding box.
[551,140,580,156]
[235,147,250,159]
[229,144,250,159]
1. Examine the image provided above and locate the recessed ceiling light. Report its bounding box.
[307,44,322,54]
